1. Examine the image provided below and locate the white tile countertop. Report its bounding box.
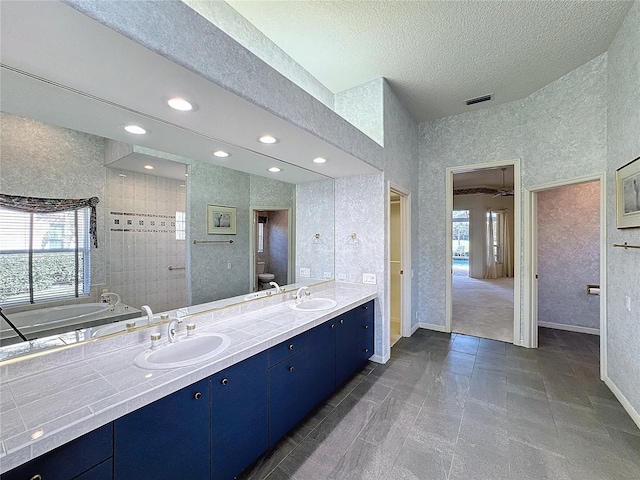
[0,281,377,473]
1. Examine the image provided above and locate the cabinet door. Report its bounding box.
[1,423,113,480]
[307,319,336,409]
[268,349,308,445]
[356,334,375,368]
[114,378,210,480]
[335,310,357,386]
[211,352,268,480]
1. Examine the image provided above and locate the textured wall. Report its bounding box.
[296,179,335,281]
[266,210,289,286]
[537,182,600,330]
[606,0,640,418]
[187,162,251,304]
[183,0,334,110]
[419,53,607,333]
[334,79,385,146]
[250,174,295,209]
[0,112,107,303]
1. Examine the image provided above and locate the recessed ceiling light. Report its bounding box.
[185,173,188,177]
[313,157,327,164]
[144,165,154,170]
[213,150,230,158]
[259,135,278,144]
[118,173,127,177]
[179,184,185,187]
[167,97,196,111]
[124,124,147,135]
[268,167,281,173]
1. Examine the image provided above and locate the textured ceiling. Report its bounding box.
[227,0,632,122]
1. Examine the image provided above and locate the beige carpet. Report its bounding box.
[452,275,514,343]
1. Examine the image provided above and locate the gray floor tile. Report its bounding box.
[327,439,395,480]
[467,370,507,408]
[240,328,640,480]
[449,438,510,480]
[389,437,452,480]
[508,439,571,480]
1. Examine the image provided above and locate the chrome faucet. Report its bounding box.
[100,292,120,308]
[141,305,154,324]
[269,281,281,293]
[295,286,309,303]
[168,318,181,343]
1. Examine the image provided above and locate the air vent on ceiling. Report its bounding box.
[465,94,493,106]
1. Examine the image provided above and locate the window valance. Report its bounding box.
[0,194,100,248]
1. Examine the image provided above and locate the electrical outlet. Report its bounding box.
[227,262,231,270]
[337,273,347,281]
[299,267,311,278]
[323,272,332,278]
[362,273,377,285]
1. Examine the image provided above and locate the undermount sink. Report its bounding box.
[134,333,231,370]
[289,298,338,312]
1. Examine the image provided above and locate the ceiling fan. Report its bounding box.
[493,168,514,197]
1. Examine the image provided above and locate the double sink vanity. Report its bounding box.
[0,282,377,479]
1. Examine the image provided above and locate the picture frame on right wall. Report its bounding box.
[616,155,640,228]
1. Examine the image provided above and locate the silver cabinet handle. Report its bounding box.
[221,378,228,386]
[288,366,294,372]
[194,392,202,400]
[340,319,344,324]
[30,475,42,480]
[364,325,369,329]
[364,349,369,353]
[288,344,294,350]
[330,324,335,329]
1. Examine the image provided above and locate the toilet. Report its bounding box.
[257,261,275,290]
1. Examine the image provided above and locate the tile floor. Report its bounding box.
[239,328,640,480]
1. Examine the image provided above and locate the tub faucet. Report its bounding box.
[269,282,281,293]
[100,292,120,308]
[141,305,154,324]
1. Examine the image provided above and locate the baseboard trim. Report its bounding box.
[370,353,389,364]
[419,322,447,332]
[603,374,640,430]
[410,322,420,335]
[538,321,600,336]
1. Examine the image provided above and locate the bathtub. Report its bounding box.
[1,303,140,343]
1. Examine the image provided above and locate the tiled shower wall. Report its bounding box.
[106,169,186,313]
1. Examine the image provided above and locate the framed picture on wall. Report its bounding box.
[206,204,236,234]
[616,156,640,228]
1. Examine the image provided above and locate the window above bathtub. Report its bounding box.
[0,207,91,306]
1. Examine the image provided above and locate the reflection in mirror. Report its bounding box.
[0,111,335,358]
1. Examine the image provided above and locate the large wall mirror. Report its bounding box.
[0,1,358,360]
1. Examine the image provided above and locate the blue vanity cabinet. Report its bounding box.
[1,423,113,480]
[268,348,309,445]
[355,300,375,367]
[210,352,269,480]
[113,377,211,480]
[335,310,358,386]
[306,319,337,408]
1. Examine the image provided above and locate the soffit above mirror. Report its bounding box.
[0,0,379,183]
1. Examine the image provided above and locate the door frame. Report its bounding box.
[445,159,522,344]
[523,174,606,375]
[387,182,412,346]
[249,207,294,291]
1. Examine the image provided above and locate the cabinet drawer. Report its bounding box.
[356,335,374,366]
[75,458,113,480]
[356,311,374,342]
[1,423,113,480]
[268,331,308,367]
[354,300,374,319]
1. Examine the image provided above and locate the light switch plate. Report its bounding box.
[362,273,377,285]
[299,267,311,278]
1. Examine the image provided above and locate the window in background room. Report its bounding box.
[0,207,91,306]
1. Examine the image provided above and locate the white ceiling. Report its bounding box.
[227,0,633,122]
[453,165,514,190]
[0,1,378,184]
